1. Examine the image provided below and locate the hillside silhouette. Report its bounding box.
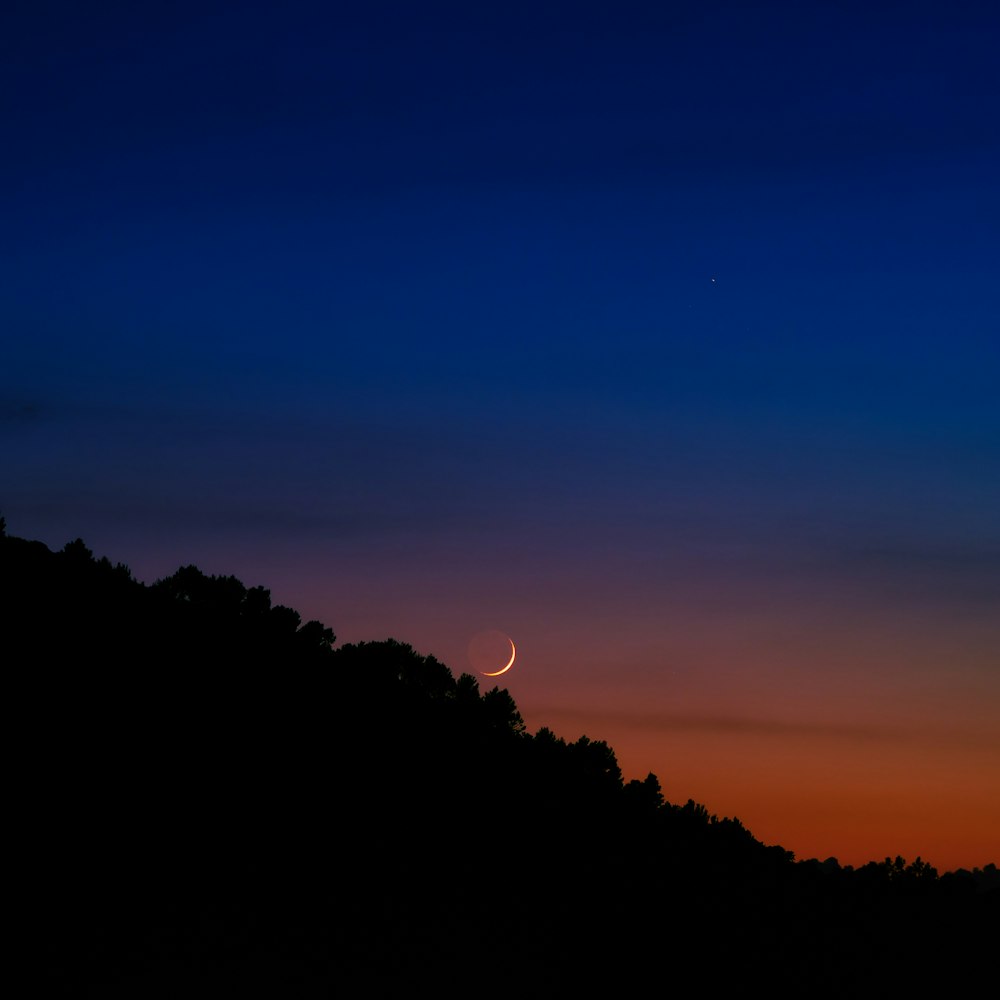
[3,521,995,995]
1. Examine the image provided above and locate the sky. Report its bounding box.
[2,0,998,871]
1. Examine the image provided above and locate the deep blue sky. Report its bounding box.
[3,1,998,867]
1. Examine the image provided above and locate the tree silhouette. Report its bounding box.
[2,523,994,995]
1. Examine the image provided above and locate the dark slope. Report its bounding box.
[3,524,995,996]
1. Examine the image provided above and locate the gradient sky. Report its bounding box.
[3,1,998,870]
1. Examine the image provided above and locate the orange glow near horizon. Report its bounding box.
[522,690,1000,873]
[481,599,1000,874]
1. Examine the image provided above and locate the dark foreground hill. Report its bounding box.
[2,523,996,996]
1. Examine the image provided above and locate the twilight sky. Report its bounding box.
[3,0,998,870]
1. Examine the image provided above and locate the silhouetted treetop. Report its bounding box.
[3,524,995,995]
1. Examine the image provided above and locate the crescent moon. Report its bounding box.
[482,637,516,677]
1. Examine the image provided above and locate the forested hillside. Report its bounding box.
[3,522,995,995]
